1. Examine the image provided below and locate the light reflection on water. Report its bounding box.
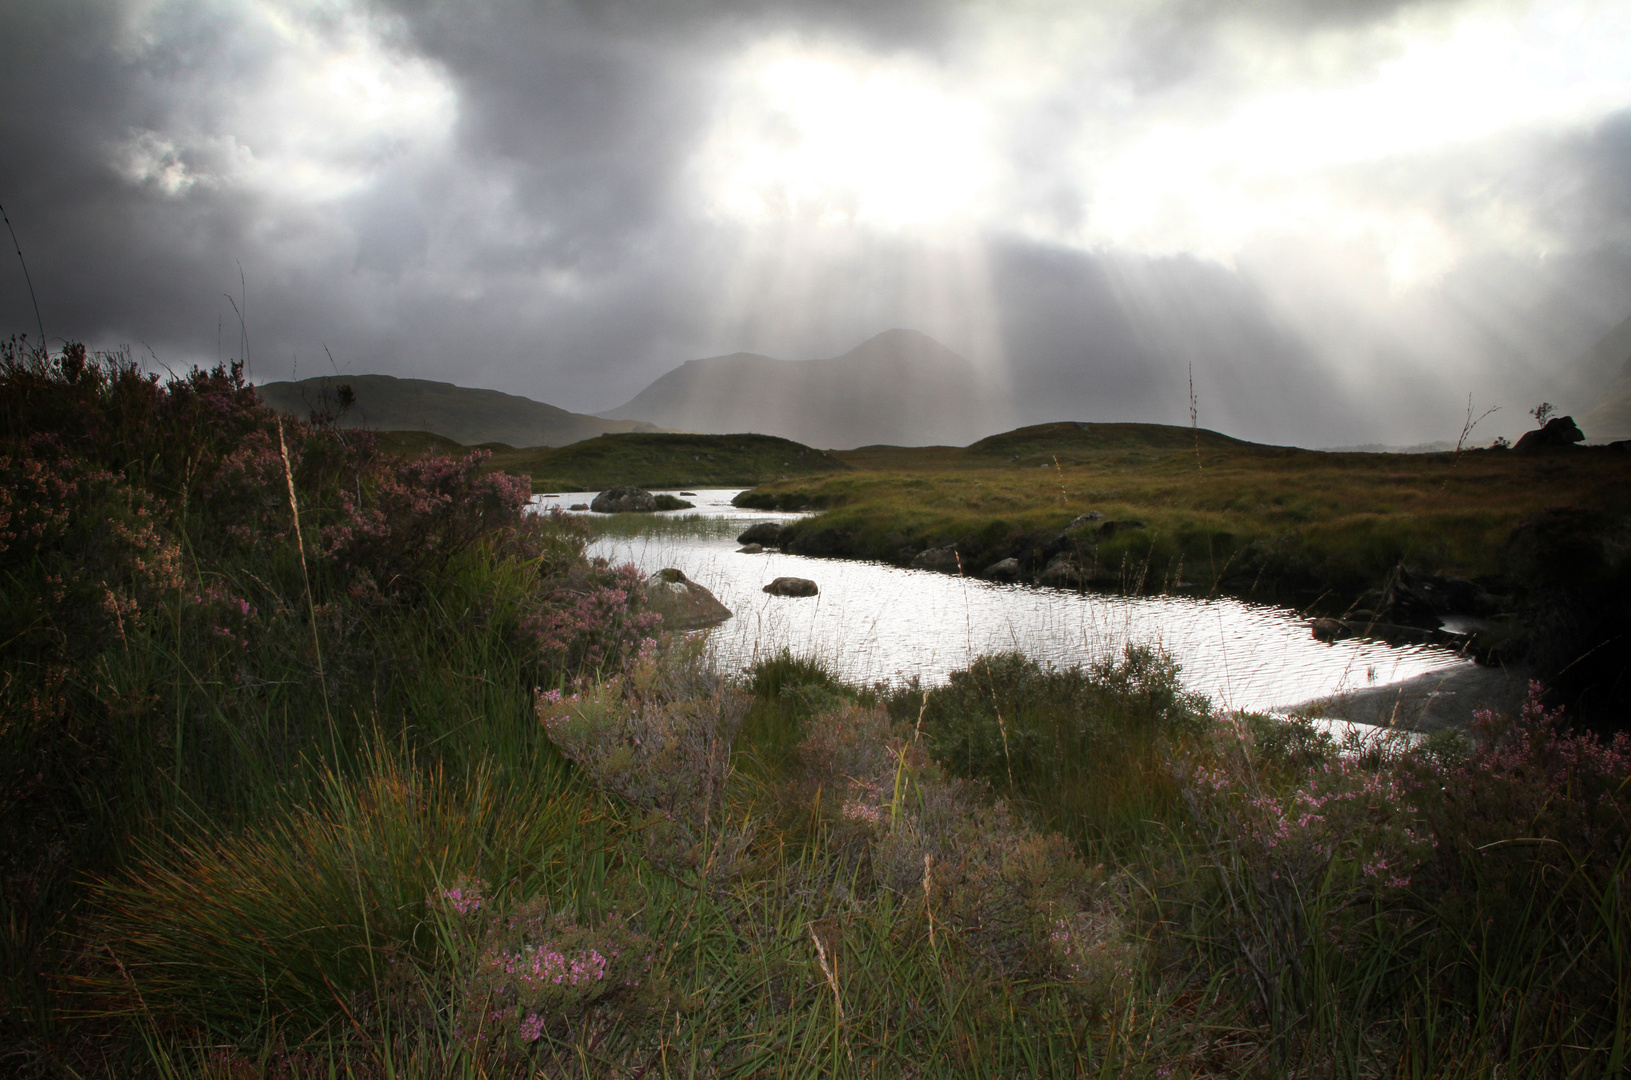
[543,489,1471,714]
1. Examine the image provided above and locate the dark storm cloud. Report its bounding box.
[2,0,1628,445]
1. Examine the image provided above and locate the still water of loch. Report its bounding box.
[541,489,1476,716]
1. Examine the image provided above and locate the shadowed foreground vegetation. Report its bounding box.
[4,348,1628,1077]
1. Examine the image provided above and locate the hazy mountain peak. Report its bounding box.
[598,330,1011,449]
[1577,313,1631,439]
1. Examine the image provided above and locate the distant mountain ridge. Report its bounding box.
[256,373,661,448]
[1579,313,1631,439]
[598,329,1011,450]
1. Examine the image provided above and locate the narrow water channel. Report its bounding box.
[540,489,1487,720]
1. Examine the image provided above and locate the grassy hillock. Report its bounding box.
[481,430,851,490]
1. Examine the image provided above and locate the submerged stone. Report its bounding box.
[763,576,819,597]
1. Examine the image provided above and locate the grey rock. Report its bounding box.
[1038,553,1082,587]
[910,546,965,573]
[737,543,763,554]
[763,576,819,597]
[1066,511,1104,529]
[569,503,589,511]
[737,521,784,546]
[983,557,1022,581]
[1310,617,1344,642]
[591,486,658,513]
[645,568,732,629]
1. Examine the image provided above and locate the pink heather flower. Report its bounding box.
[440,885,483,915]
[840,800,883,826]
[517,1012,545,1042]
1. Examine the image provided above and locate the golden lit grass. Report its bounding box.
[748,438,1629,587]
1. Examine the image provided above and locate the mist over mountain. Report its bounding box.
[598,329,1011,449]
[1578,314,1631,440]
[257,374,660,448]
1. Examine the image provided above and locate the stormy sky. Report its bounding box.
[3,0,1629,447]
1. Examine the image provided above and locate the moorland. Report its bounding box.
[3,342,1628,1078]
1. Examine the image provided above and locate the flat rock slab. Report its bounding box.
[763,576,819,597]
[644,568,732,629]
[1281,663,1531,733]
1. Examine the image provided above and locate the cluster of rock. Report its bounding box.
[883,509,1152,591]
[588,487,694,513]
[736,521,783,553]
[732,521,820,596]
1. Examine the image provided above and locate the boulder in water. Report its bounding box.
[910,546,964,573]
[591,486,657,513]
[983,557,1022,581]
[1038,553,1083,587]
[763,576,819,597]
[645,568,732,629]
[737,542,763,554]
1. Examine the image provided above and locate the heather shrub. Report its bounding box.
[792,700,1135,997]
[424,880,659,1056]
[322,449,534,597]
[905,645,1209,856]
[1173,720,1434,1054]
[540,641,755,883]
[521,558,662,676]
[918,646,1207,789]
[1398,684,1631,1063]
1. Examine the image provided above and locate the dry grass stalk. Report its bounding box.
[278,417,332,727]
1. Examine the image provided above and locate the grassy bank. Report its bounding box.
[5,354,1627,1078]
[742,422,1625,596]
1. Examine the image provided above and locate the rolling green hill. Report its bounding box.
[479,432,852,490]
[256,373,662,448]
[824,421,1265,471]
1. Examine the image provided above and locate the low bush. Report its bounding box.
[901,646,1210,855]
